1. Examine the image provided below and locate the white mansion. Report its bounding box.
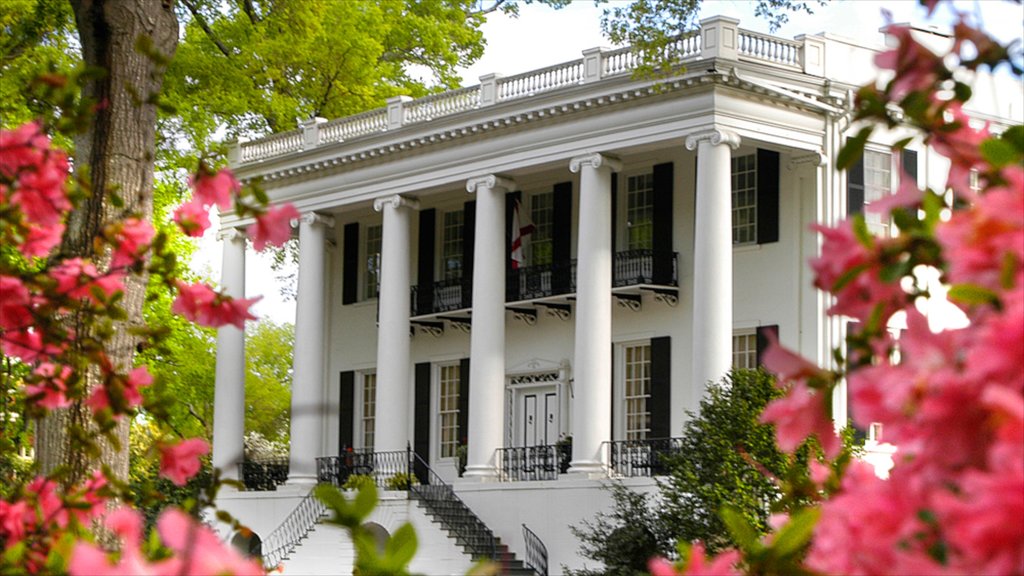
[210,16,1021,574]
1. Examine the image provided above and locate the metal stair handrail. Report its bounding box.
[408,451,498,560]
[260,488,327,570]
[522,523,549,576]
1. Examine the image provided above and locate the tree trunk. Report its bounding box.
[35,0,178,485]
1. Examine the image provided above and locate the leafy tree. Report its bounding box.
[569,482,669,576]
[243,319,293,444]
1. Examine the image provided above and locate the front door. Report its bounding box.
[520,387,558,446]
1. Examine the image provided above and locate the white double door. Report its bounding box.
[519,386,559,447]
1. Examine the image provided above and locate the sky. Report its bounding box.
[198,0,1024,325]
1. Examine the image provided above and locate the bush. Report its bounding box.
[343,474,374,491]
[385,472,418,491]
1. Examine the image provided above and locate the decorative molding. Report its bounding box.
[615,294,642,312]
[652,291,679,307]
[216,227,246,242]
[466,174,515,194]
[684,128,741,151]
[298,212,335,228]
[373,194,420,213]
[789,151,828,169]
[569,152,622,174]
[511,309,538,326]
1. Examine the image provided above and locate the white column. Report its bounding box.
[685,128,740,389]
[464,175,515,480]
[212,228,247,481]
[287,212,333,485]
[568,152,621,474]
[373,194,420,453]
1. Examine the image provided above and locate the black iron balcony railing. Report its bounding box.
[497,444,571,482]
[240,457,289,491]
[411,277,471,316]
[613,249,678,287]
[506,260,576,302]
[316,449,413,489]
[522,523,549,576]
[604,437,684,477]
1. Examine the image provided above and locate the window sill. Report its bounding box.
[733,243,762,254]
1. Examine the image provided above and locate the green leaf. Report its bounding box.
[1002,125,1024,154]
[947,283,999,306]
[832,262,869,292]
[384,522,419,568]
[351,481,378,521]
[720,504,762,553]
[770,507,820,558]
[980,138,1019,168]
[837,127,872,171]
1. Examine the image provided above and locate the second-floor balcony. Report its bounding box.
[410,250,678,317]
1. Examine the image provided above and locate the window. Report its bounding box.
[863,150,893,236]
[733,330,758,370]
[732,154,757,245]
[438,364,460,458]
[361,373,376,451]
[442,210,463,281]
[364,224,382,300]
[626,173,654,250]
[623,343,651,440]
[530,192,553,266]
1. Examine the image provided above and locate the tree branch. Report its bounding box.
[241,0,258,25]
[180,0,231,58]
[469,0,509,17]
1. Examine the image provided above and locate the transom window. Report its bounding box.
[361,373,376,451]
[438,364,460,458]
[863,150,893,236]
[732,154,757,245]
[626,173,654,250]
[442,210,463,281]
[732,331,758,370]
[530,192,553,266]
[364,224,382,300]
[623,343,652,440]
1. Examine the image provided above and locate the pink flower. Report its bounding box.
[159,438,209,486]
[649,557,682,576]
[87,365,152,415]
[68,508,166,576]
[157,509,264,575]
[248,203,298,251]
[50,258,125,303]
[937,183,1024,294]
[759,330,827,384]
[110,217,155,268]
[173,199,212,237]
[24,362,73,409]
[1,327,60,363]
[172,281,260,329]
[874,24,943,101]
[191,167,240,211]
[658,542,742,576]
[1,122,72,227]
[761,382,841,457]
[0,275,33,331]
[20,222,64,257]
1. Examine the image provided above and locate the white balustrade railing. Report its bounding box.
[405,86,481,122]
[319,109,388,144]
[240,130,303,163]
[738,30,802,68]
[497,60,584,101]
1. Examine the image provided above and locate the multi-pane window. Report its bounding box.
[442,210,463,281]
[361,373,376,451]
[732,154,757,245]
[626,174,654,250]
[733,331,758,370]
[863,150,893,236]
[530,192,553,266]
[623,343,652,440]
[364,224,382,300]
[438,364,460,458]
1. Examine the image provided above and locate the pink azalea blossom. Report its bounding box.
[159,438,209,486]
[0,275,33,331]
[248,203,299,251]
[655,542,741,576]
[937,183,1024,293]
[1,327,60,363]
[20,221,64,257]
[157,508,264,575]
[190,167,240,211]
[761,382,841,457]
[1,122,71,227]
[24,362,73,409]
[87,365,152,415]
[50,258,125,303]
[874,24,943,101]
[172,281,260,329]
[110,217,155,268]
[173,198,212,237]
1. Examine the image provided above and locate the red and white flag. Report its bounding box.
[511,199,535,270]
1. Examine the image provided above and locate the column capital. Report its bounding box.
[466,174,515,194]
[789,151,829,169]
[684,128,741,151]
[569,153,622,174]
[298,212,335,228]
[217,227,246,242]
[373,194,420,213]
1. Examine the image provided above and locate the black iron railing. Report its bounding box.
[240,457,289,491]
[260,488,327,570]
[316,450,413,489]
[497,444,571,481]
[411,277,471,315]
[604,437,684,477]
[408,451,499,560]
[613,250,678,287]
[522,523,549,576]
[506,259,576,301]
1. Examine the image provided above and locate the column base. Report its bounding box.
[461,464,500,482]
[567,460,608,478]
[285,474,319,488]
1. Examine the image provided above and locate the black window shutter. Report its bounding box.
[342,223,359,305]
[462,200,476,309]
[552,182,573,295]
[416,209,436,315]
[339,371,355,451]
[458,358,470,447]
[610,343,615,440]
[610,172,619,254]
[649,337,672,439]
[848,157,865,215]
[901,149,918,185]
[414,362,431,483]
[755,325,780,367]
[505,191,521,302]
[756,149,780,245]
[652,162,674,284]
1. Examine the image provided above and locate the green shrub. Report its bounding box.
[343,474,374,491]
[385,472,418,491]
